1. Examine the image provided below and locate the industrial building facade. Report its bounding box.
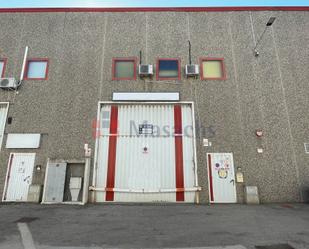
[0,7,308,204]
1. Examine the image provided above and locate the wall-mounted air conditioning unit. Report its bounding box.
[185,65,199,77]
[0,78,18,89]
[139,64,153,76]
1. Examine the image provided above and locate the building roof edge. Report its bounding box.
[0,6,308,13]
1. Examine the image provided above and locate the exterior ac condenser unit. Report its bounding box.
[0,78,18,89]
[138,64,153,76]
[185,64,199,76]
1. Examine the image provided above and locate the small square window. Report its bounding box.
[112,58,137,80]
[139,124,153,135]
[0,59,7,78]
[201,58,226,80]
[157,59,180,80]
[25,59,49,80]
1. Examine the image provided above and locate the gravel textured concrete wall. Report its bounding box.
[0,10,308,203]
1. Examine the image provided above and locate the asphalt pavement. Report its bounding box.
[0,203,308,249]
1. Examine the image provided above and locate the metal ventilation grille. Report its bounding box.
[0,79,9,86]
[304,143,309,153]
[140,65,149,73]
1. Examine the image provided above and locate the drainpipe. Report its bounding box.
[82,144,92,205]
[20,46,29,82]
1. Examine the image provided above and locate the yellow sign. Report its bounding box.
[218,169,228,179]
[236,172,244,183]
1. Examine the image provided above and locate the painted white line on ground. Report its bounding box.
[39,247,101,249]
[38,247,101,249]
[38,246,247,249]
[174,246,247,249]
[17,223,36,249]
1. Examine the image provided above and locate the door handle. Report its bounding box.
[230,179,235,185]
[23,176,30,182]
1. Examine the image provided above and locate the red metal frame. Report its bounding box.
[207,154,214,202]
[174,105,185,201]
[200,57,226,80]
[24,58,49,80]
[105,105,118,201]
[156,58,181,81]
[0,7,308,13]
[112,57,137,81]
[0,58,7,78]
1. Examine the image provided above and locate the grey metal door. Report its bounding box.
[43,162,67,203]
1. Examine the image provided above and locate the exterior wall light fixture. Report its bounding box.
[253,17,276,57]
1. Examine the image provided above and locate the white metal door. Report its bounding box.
[207,153,236,203]
[0,103,9,150]
[94,103,197,203]
[2,153,36,202]
[115,104,176,202]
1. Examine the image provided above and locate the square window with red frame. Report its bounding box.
[24,59,49,80]
[112,58,137,80]
[0,59,7,78]
[200,58,226,80]
[157,59,181,80]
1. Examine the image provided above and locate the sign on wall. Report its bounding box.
[6,134,41,149]
[112,92,180,101]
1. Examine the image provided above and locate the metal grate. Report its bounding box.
[0,78,9,86]
[140,65,150,73]
[304,143,309,153]
[255,244,295,249]
[15,217,38,223]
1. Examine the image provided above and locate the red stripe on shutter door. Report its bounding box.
[105,105,118,201]
[174,105,185,202]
